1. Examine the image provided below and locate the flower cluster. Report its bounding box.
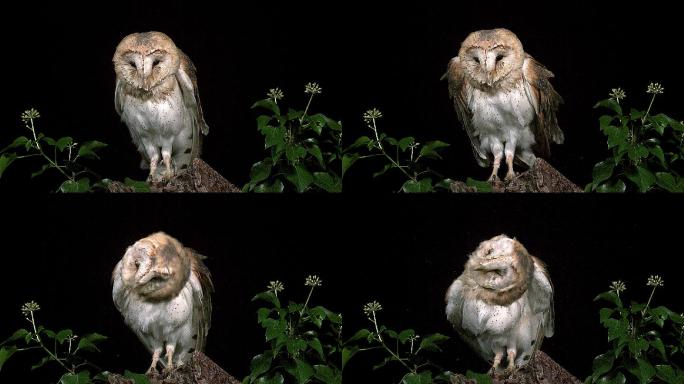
[305,275,322,287]
[646,275,664,287]
[609,88,626,104]
[304,82,322,95]
[21,108,40,122]
[646,82,664,95]
[267,88,285,104]
[363,301,383,317]
[363,108,383,123]
[609,280,627,296]
[268,280,285,295]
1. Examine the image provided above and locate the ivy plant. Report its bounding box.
[343,300,454,384]
[244,83,343,193]
[244,276,344,384]
[586,276,684,384]
[587,84,684,192]
[342,108,453,193]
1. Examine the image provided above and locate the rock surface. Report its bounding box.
[450,159,582,193]
[450,351,582,384]
[107,159,241,193]
[106,352,241,384]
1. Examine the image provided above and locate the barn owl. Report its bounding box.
[444,28,564,181]
[113,32,210,182]
[445,235,554,374]
[112,232,213,372]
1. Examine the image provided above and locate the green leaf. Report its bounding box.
[465,370,493,384]
[124,178,151,192]
[345,329,372,344]
[77,141,107,160]
[0,153,18,178]
[418,140,450,160]
[372,164,395,179]
[342,154,359,178]
[75,333,106,353]
[313,172,341,192]
[54,329,73,344]
[594,99,623,116]
[403,371,433,384]
[307,114,327,135]
[294,359,314,383]
[649,146,666,167]
[286,165,314,192]
[307,146,325,168]
[252,291,280,307]
[628,358,655,383]
[31,164,52,179]
[2,329,30,345]
[1,136,30,152]
[41,136,57,146]
[398,137,415,152]
[655,365,681,383]
[60,371,90,384]
[0,346,17,371]
[123,370,151,384]
[313,365,341,384]
[31,356,53,370]
[322,116,342,132]
[43,329,57,339]
[402,178,433,193]
[398,329,415,343]
[592,352,615,378]
[650,338,667,360]
[308,338,325,360]
[592,161,615,185]
[599,308,614,324]
[345,136,371,151]
[417,333,449,352]
[286,338,307,356]
[285,144,307,164]
[248,159,273,185]
[466,177,493,192]
[263,126,285,151]
[249,352,273,378]
[627,145,649,163]
[625,167,656,192]
[254,180,285,193]
[604,126,628,150]
[252,99,281,116]
[342,346,359,370]
[56,137,74,152]
[59,178,91,193]
[596,180,627,193]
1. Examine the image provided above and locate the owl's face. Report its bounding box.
[113,32,180,92]
[458,29,524,87]
[120,234,190,301]
[466,235,522,291]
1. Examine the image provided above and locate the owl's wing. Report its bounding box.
[522,54,564,158]
[111,260,126,311]
[177,50,210,160]
[445,278,485,357]
[114,79,125,117]
[445,57,489,167]
[528,256,554,338]
[188,249,213,352]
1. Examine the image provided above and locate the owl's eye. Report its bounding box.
[495,54,505,62]
[473,57,480,64]
[134,260,140,268]
[129,61,137,69]
[153,59,161,67]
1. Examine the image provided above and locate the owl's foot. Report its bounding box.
[504,171,517,181]
[487,174,500,183]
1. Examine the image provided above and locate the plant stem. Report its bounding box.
[27,117,73,181]
[371,311,414,374]
[300,94,315,124]
[642,94,657,125]
[642,286,657,316]
[29,310,72,373]
[370,118,415,182]
[300,286,315,316]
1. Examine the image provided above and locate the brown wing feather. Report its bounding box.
[522,54,564,158]
[188,248,213,352]
[445,57,489,167]
[177,50,210,160]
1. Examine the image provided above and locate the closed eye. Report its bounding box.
[129,61,137,69]
[152,59,161,67]
[473,57,480,64]
[495,54,505,62]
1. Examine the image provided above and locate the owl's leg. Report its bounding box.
[145,151,161,183]
[160,139,176,181]
[505,348,517,374]
[489,350,504,373]
[147,347,162,374]
[488,141,504,182]
[164,344,176,371]
[504,137,517,181]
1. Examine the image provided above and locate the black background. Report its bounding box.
[0,196,681,382]
[1,1,683,191]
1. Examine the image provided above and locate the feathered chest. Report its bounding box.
[119,77,190,137]
[467,83,535,134]
[118,281,195,335]
[462,290,528,335]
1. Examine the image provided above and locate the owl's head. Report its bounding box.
[113,31,180,92]
[119,232,191,301]
[465,234,531,292]
[458,28,524,88]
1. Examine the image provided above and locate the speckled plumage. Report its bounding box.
[445,28,563,181]
[112,232,213,372]
[113,32,209,182]
[445,235,554,373]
